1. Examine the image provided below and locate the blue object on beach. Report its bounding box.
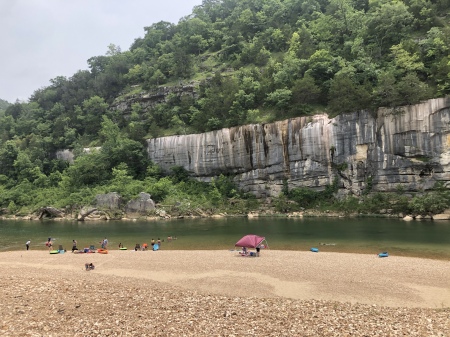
[153,243,159,251]
[378,252,389,258]
[310,247,319,252]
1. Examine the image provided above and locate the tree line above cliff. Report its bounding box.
[0,0,450,215]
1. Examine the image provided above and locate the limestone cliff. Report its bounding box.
[147,98,450,198]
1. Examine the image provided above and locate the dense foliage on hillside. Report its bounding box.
[0,0,449,216]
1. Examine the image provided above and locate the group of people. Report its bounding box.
[27,235,177,252]
[240,245,261,257]
[34,237,108,253]
[134,238,164,251]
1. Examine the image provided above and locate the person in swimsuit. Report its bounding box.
[72,239,78,253]
[46,238,53,250]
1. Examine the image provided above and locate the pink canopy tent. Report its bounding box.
[235,234,267,248]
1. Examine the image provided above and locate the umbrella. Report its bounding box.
[235,234,265,248]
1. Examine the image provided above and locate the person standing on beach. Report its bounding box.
[72,240,78,253]
[46,238,53,250]
[25,240,30,250]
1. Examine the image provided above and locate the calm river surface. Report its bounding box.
[1,217,449,259]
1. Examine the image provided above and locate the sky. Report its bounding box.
[0,0,203,103]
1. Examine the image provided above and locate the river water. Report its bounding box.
[1,217,449,259]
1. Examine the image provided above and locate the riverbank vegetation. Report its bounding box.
[274,181,450,217]
[1,0,450,217]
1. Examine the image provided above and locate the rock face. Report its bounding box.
[38,207,65,219]
[111,84,197,117]
[95,192,122,209]
[147,98,450,198]
[125,192,156,218]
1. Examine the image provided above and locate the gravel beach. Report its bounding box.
[0,250,449,336]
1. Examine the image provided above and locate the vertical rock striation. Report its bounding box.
[147,98,450,197]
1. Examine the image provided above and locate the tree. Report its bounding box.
[390,43,425,74]
[265,88,293,111]
[107,163,144,201]
[99,117,149,179]
[81,96,109,137]
[291,74,321,105]
[106,43,122,56]
[192,73,239,131]
[13,152,44,183]
[365,1,414,58]
[328,73,371,114]
[0,141,19,178]
[4,103,23,120]
[59,150,108,190]
[373,71,400,108]
[395,72,431,105]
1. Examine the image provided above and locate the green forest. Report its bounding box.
[1,0,450,217]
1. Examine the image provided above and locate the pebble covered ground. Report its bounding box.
[0,250,448,336]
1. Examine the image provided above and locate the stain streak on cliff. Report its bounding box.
[243,128,254,168]
[281,120,290,176]
[229,126,239,143]
[291,118,305,159]
[261,125,269,158]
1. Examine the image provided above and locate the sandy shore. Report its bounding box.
[1,250,449,336]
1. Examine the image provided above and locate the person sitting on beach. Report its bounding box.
[142,243,148,251]
[85,263,95,271]
[241,247,248,255]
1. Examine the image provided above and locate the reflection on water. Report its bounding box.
[0,217,449,259]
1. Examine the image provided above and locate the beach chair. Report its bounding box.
[89,245,95,250]
[58,245,64,251]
